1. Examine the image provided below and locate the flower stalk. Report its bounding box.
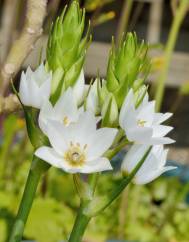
[68,202,91,242]
[8,157,50,242]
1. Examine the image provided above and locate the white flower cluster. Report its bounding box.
[19,64,176,184]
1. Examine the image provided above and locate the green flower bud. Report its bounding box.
[106,32,149,108]
[101,93,118,127]
[46,1,90,103]
[24,107,49,149]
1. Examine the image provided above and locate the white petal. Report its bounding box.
[80,157,113,173]
[38,100,54,135]
[121,144,150,173]
[26,66,33,77]
[28,76,41,108]
[73,69,85,105]
[35,63,52,86]
[126,126,153,144]
[46,121,68,155]
[35,146,63,168]
[54,88,79,123]
[152,125,173,137]
[150,137,175,145]
[87,128,118,160]
[153,113,173,124]
[71,111,97,145]
[19,72,30,106]
[137,101,155,125]
[119,89,136,129]
[38,77,51,106]
[134,166,176,184]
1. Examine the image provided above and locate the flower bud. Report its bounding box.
[86,78,108,115]
[106,33,149,108]
[101,93,118,127]
[46,1,90,103]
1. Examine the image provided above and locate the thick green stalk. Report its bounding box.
[8,156,50,242]
[68,203,90,242]
[155,0,189,111]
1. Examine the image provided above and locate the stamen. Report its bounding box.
[63,116,69,126]
[137,119,146,127]
[64,142,86,167]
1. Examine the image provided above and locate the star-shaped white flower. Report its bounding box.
[39,88,81,135]
[119,89,174,145]
[122,144,176,184]
[19,64,52,109]
[35,112,118,173]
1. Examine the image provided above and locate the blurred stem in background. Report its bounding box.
[116,0,134,44]
[154,0,189,111]
[0,0,19,63]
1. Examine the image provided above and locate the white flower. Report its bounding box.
[19,64,52,109]
[35,112,118,173]
[39,88,80,135]
[86,79,100,115]
[122,144,176,184]
[119,89,174,145]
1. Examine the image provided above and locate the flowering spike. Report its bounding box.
[106,32,149,108]
[46,1,90,103]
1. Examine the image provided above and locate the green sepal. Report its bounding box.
[24,107,49,149]
[11,80,49,149]
[101,93,118,127]
[50,67,64,96]
[63,54,85,90]
[113,77,129,108]
[97,80,109,108]
[73,174,93,202]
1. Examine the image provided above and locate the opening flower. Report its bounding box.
[86,79,100,115]
[19,64,52,109]
[72,69,86,106]
[122,144,176,184]
[119,89,174,145]
[35,112,118,173]
[39,88,80,135]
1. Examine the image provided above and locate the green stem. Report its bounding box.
[8,156,50,242]
[85,147,152,217]
[68,203,90,242]
[155,0,189,111]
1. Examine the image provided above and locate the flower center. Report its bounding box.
[64,142,87,167]
[63,116,70,126]
[137,119,146,127]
